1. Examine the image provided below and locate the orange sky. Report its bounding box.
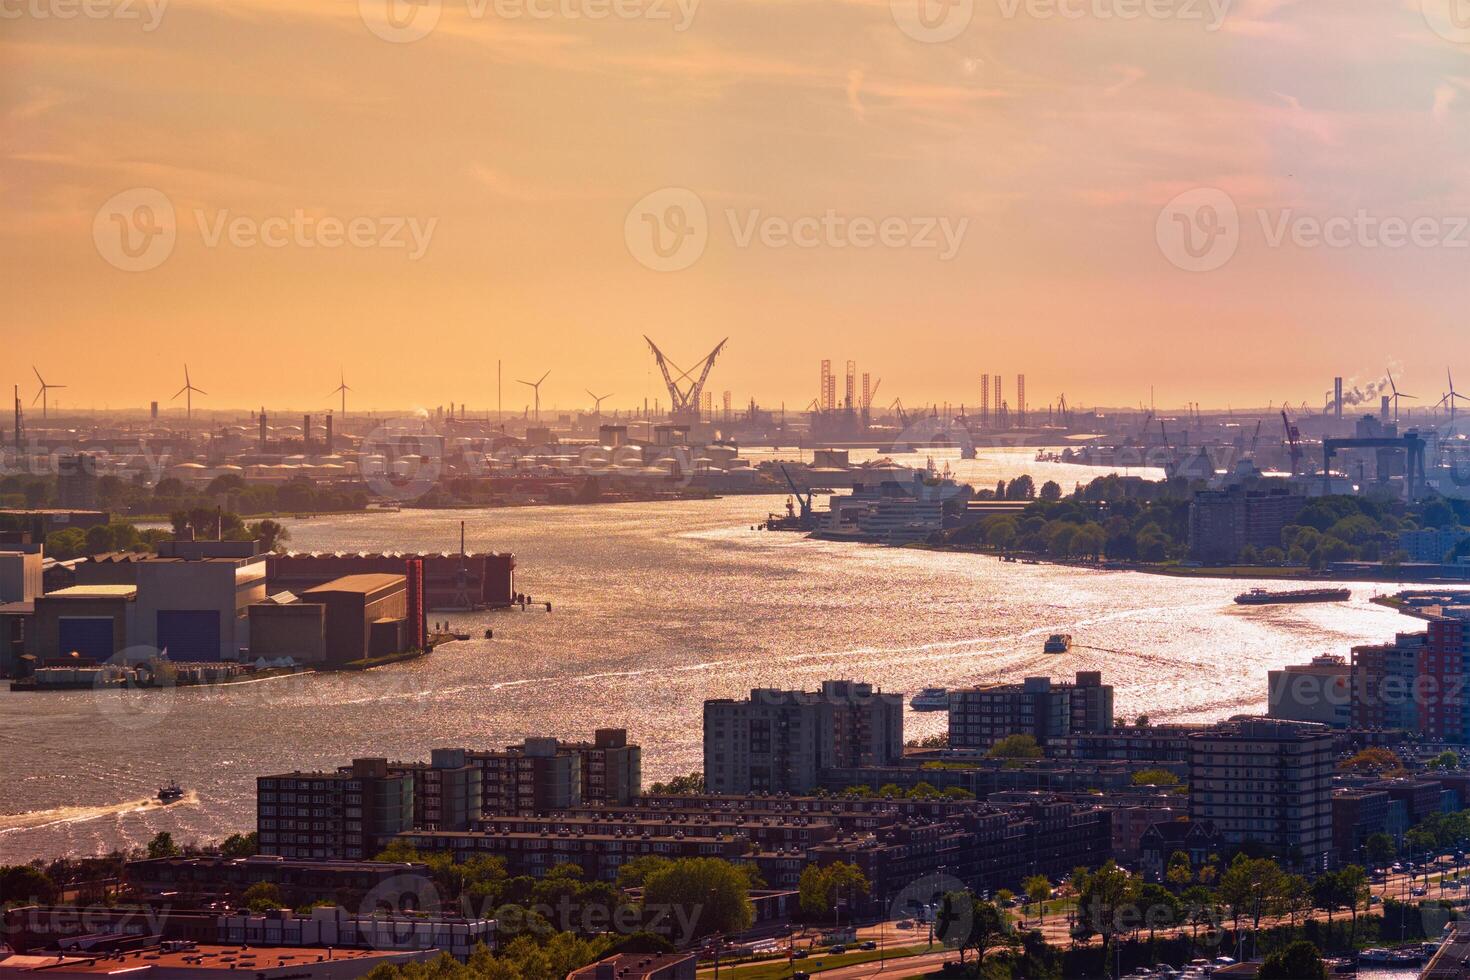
[6,0,1470,415]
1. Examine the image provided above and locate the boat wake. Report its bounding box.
[0,792,198,835]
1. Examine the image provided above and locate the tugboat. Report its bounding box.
[1043,634,1072,654]
[909,688,949,712]
[157,780,184,804]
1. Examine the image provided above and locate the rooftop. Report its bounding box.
[40,585,138,600]
[301,573,406,596]
[0,944,407,975]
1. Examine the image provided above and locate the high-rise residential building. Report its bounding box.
[467,730,641,816]
[948,672,1113,751]
[1418,613,1470,742]
[1187,487,1305,562]
[1268,655,1350,728]
[1187,718,1335,870]
[384,748,483,832]
[1350,635,1423,732]
[257,758,413,860]
[703,680,904,794]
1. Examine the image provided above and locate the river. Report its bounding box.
[0,450,1415,862]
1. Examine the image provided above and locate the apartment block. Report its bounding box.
[1187,718,1335,870]
[1268,655,1350,728]
[703,680,903,794]
[1187,486,1305,562]
[949,672,1113,751]
[257,758,413,860]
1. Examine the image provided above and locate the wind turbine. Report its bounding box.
[31,366,64,418]
[1387,369,1416,421]
[1437,368,1470,422]
[586,389,613,416]
[172,364,207,421]
[517,370,549,422]
[329,369,351,416]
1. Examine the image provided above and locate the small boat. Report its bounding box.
[909,688,949,712]
[1357,949,1392,963]
[157,781,184,804]
[1044,633,1072,653]
[1234,587,1351,606]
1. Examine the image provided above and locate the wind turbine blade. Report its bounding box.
[537,370,550,385]
[173,386,188,400]
[31,390,41,406]
[32,366,44,385]
[194,387,207,396]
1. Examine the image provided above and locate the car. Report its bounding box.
[859,941,877,951]
[896,920,914,930]
[792,950,808,959]
[828,945,846,955]
[793,973,810,980]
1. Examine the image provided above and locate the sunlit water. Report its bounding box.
[0,450,1415,861]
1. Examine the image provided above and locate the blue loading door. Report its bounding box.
[58,617,115,662]
[156,609,221,661]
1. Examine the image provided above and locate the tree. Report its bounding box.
[1006,475,1036,500]
[147,831,181,859]
[647,772,703,795]
[985,734,1042,760]
[1217,855,1283,937]
[1430,750,1461,771]
[1166,851,1194,889]
[1337,864,1369,947]
[248,519,290,553]
[797,861,869,922]
[1039,480,1063,502]
[640,858,754,940]
[1023,875,1051,923]
[243,881,284,912]
[0,865,59,905]
[1364,832,1395,870]
[1259,940,1327,980]
[220,832,258,858]
[1130,768,1179,787]
[1075,861,1136,954]
[937,893,1014,965]
[1341,747,1406,777]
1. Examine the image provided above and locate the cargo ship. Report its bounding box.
[909,688,949,712]
[1234,587,1351,606]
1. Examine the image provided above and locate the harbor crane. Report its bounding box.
[644,336,727,421]
[1281,407,1303,476]
[779,464,814,521]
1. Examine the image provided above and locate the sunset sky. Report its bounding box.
[6,0,1470,414]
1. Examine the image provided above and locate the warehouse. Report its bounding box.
[299,574,409,666]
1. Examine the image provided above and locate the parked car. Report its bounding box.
[859,941,877,951]
[828,945,846,955]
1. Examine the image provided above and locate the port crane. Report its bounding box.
[1281,407,1303,476]
[779,464,814,521]
[644,336,727,420]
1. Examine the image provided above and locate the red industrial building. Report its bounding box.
[266,552,514,610]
